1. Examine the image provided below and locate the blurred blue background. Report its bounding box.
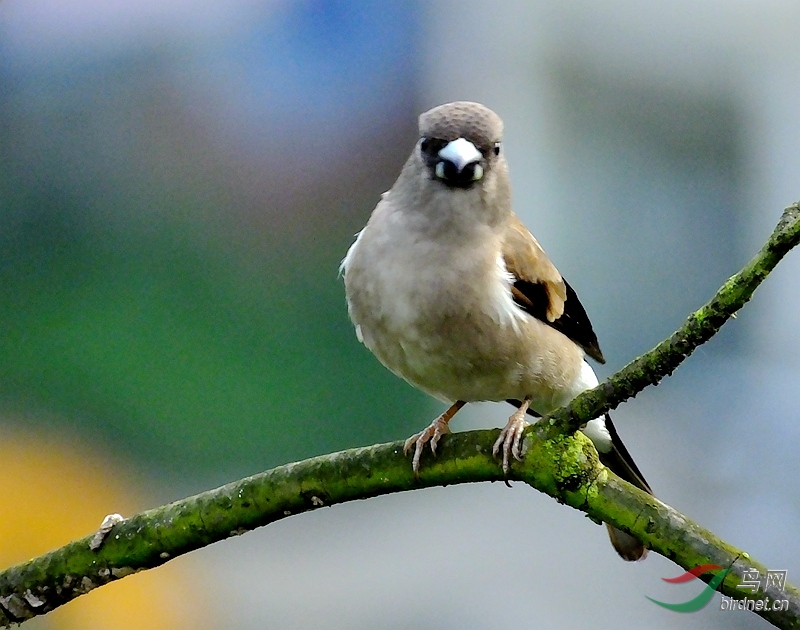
[1,1,799,628]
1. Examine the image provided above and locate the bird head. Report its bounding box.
[417,101,505,190]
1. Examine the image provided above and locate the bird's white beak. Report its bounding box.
[437,138,482,173]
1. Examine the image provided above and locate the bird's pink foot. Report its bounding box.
[403,418,450,474]
[403,401,466,474]
[493,399,531,474]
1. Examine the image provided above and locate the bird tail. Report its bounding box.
[506,401,652,561]
[597,413,651,561]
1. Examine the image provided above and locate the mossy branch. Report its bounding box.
[1,202,798,628]
[546,201,800,437]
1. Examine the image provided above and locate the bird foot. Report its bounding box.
[404,415,451,475]
[493,408,531,474]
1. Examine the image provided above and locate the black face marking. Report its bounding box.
[419,137,448,165]
[420,137,431,154]
[419,136,487,190]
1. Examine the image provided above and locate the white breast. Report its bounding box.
[341,196,585,407]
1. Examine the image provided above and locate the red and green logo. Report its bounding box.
[646,564,732,612]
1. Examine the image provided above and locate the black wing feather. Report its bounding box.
[511,278,605,363]
[597,413,651,493]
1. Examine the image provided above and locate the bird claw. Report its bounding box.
[492,410,530,475]
[404,416,451,475]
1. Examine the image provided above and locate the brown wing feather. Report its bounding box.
[503,216,566,322]
[502,216,605,363]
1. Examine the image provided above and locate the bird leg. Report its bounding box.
[404,400,466,474]
[493,397,532,474]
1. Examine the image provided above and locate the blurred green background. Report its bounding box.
[0,1,428,490]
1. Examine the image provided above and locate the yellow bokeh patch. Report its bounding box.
[0,424,212,630]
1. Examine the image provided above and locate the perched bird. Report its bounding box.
[341,101,651,561]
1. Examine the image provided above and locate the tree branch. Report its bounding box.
[1,202,799,628]
[545,201,800,437]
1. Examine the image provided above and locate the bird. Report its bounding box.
[340,101,651,561]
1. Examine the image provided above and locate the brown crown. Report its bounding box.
[419,101,503,151]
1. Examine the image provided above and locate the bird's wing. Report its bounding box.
[502,215,605,363]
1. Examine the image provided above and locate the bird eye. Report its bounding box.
[493,142,501,156]
[420,138,430,153]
